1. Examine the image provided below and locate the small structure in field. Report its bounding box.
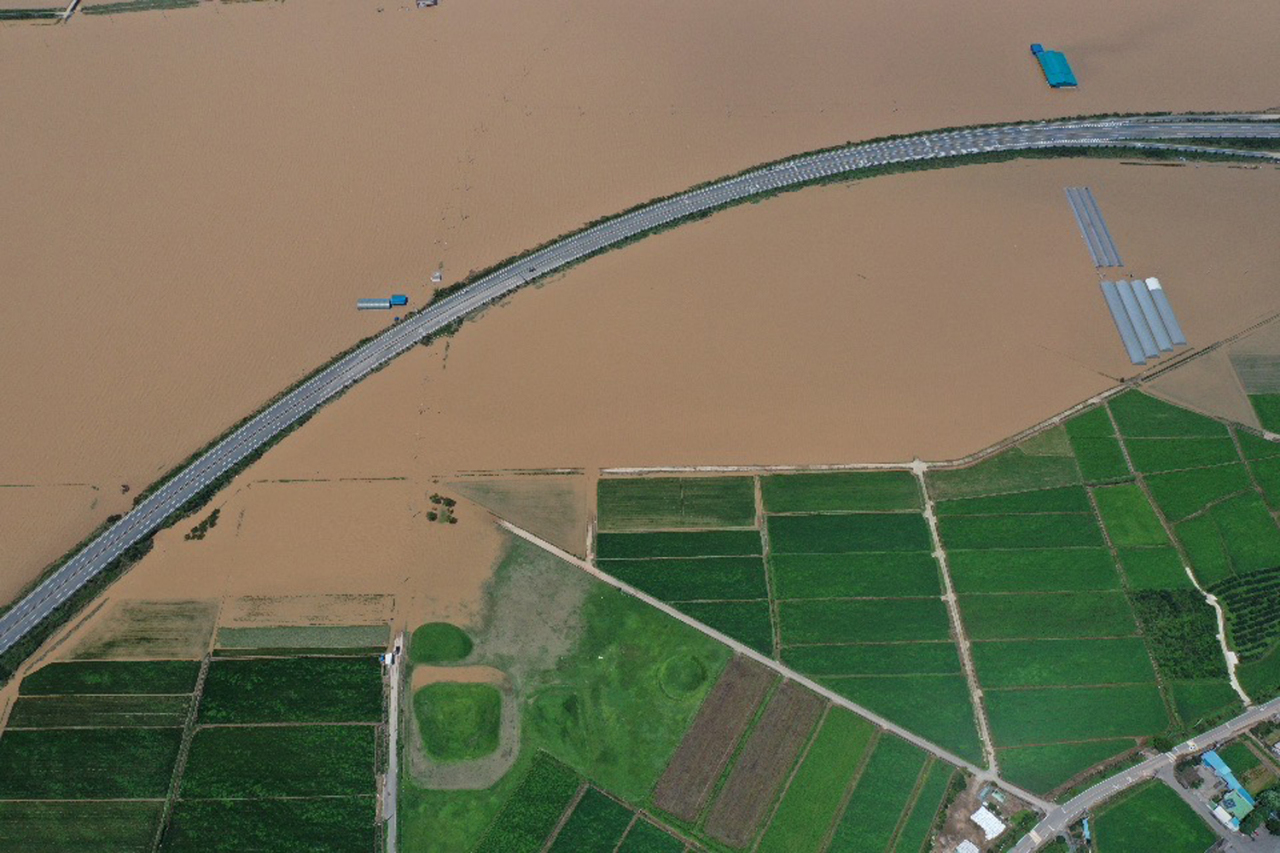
[954,842,980,853]
[971,805,1007,841]
[1030,43,1078,87]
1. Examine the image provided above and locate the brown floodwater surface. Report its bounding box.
[2,0,1279,602]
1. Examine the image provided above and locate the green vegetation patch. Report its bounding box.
[0,800,162,853]
[947,548,1120,593]
[1066,408,1132,484]
[1129,590,1227,680]
[1250,394,1280,434]
[658,654,708,698]
[985,684,1169,747]
[927,446,1081,501]
[757,707,876,853]
[821,674,983,765]
[674,600,774,655]
[415,682,502,761]
[547,787,633,852]
[1093,780,1216,853]
[1146,463,1251,522]
[160,796,375,853]
[199,657,382,724]
[1169,680,1244,728]
[597,476,756,530]
[1247,454,1280,509]
[216,624,388,650]
[1124,438,1242,474]
[960,591,1137,640]
[596,530,761,559]
[0,727,181,799]
[1094,484,1169,547]
[783,642,961,676]
[181,725,374,798]
[971,638,1156,688]
[767,512,932,554]
[601,557,767,602]
[6,694,190,729]
[1119,548,1192,590]
[1211,565,1280,660]
[0,8,64,20]
[1238,430,1280,460]
[828,735,929,852]
[411,622,474,664]
[935,485,1092,516]
[1219,740,1263,775]
[19,660,199,695]
[1176,514,1235,587]
[997,739,1137,795]
[1204,492,1280,572]
[761,470,921,513]
[770,552,940,598]
[1109,392,1228,438]
[891,761,954,853]
[616,819,684,853]
[780,598,951,644]
[473,752,581,853]
[938,514,1103,550]
[1238,645,1280,701]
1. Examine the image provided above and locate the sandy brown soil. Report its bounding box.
[1145,348,1262,430]
[0,485,102,604]
[2,0,1279,596]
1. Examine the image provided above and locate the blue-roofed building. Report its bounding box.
[1031,46,1078,88]
[1204,749,1257,830]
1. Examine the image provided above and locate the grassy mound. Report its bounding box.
[411,622,473,664]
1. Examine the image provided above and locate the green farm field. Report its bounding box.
[783,642,961,676]
[934,485,1091,516]
[471,752,581,853]
[756,708,874,853]
[769,552,941,598]
[984,684,1169,747]
[767,512,931,553]
[161,797,375,853]
[1093,484,1169,547]
[0,801,163,853]
[547,787,633,853]
[946,549,1120,593]
[181,725,374,799]
[1247,453,1280,508]
[6,694,190,729]
[596,530,761,559]
[601,557,768,602]
[1109,392,1228,438]
[676,600,773,654]
[1249,394,1280,434]
[827,735,928,852]
[616,820,684,853]
[1169,680,1244,728]
[971,638,1156,688]
[597,477,755,531]
[198,657,383,724]
[761,470,921,513]
[1093,781,1216,853]
[927,446,1081,501]
[938,514,1103,549]
[960,591,1138,640]
[0,727,181,799]
[1123,437,1241,473]
[1119,547,1192,590]
[820,674,982,765]
[997,739,1138,795]
[1145,463,1251,521]
[18,660,199,695]
[779,598,951,644]
[1065,407,1131,484]
[891,761,953,853]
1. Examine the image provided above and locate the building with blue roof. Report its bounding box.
[1030,44,1078,88]
[1204,749,1256,830]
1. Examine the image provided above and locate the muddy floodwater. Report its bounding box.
[2,0,1278,601]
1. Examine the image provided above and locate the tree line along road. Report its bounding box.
[2,114,1279,665]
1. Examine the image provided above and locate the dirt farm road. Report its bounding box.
[3,114,1280,672]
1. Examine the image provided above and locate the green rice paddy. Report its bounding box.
[597,477,755,530]
[938,513,1103,549]
[1092,780,1216,853]
[767,512,932,553]
[946,548,1120,593]
[997,739,1137,795]
[827,735,929,852]
[761,470,921,513]
[782,642,961,676]
[934,485,1091,516]
[779,598,951,644]
[602,557,768,601]
[970,638,1156,688]
[1145,463,1251,521]
[596,530,761,559]
[1093,484,1169,547]
[960,591,1138,640]
[984,684,1169,747]
[769,552,941,598]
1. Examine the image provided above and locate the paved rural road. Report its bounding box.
[1011,695,1280,852]
[3,114,1280,660]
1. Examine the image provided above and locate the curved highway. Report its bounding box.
[2,114,1280,657]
